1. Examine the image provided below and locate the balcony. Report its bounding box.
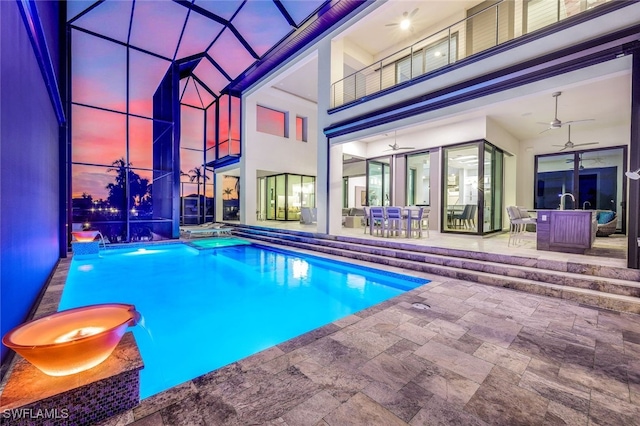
[330,0,612,109]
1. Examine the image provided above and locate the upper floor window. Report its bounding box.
[257,105,288,137]
[296,116,308,142]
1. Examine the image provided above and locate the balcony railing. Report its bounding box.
[330,0,610,109]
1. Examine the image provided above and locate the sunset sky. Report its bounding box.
[69,0,324,199]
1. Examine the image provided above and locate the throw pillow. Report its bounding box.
[597,211,614,224]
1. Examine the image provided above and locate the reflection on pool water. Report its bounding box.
[60,242,428,398]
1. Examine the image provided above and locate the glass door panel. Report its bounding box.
[287,175,302,221]
[302,176,315,208]
[493,150,504,231]
[276,174,286,220]
[535,154,575,210]
[266,176,276,220]
[367,158,391,206]
[483,145,493,233]
[406,152,430,206]
[382,159,390,206]
[367,161,383,206]
[443,144,479,233]
[256,177,266,221]
[482,145,504,233]
[579,148,624,232]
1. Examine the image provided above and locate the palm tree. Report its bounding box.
[223,188,233,200]
[188,166,210,198]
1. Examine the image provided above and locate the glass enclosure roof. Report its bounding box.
[68,0,329,101]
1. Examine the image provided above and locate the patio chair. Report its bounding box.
[407,207,427,238]
[385,206,404,237]
[300,207,316,225]
[506,206,535,246]
[368,207,385,236]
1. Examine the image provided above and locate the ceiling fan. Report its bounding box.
[537,91,594,133]
[553,125,599,151]
[385,8,419,32]
[384,132,415,152]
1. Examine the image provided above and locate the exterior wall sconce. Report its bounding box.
[2,303,140,376]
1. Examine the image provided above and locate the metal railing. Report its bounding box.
[331,0,609,108]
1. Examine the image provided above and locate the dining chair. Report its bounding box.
[369,207,385,236]
[385,207,403,237]
[452,204,472,228]
[408,207,426,238]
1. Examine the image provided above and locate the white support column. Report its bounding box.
[316,39,332,233]
[241,159,256,225]
[430,149,441,232]
[328,144,344,235]
[215,173,224,222]
[317,37,346,235]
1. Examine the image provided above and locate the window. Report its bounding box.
[296,116,307,142]
[393,33,458,85]
[257,105,287,137]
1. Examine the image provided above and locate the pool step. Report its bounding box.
[230,226,640,314]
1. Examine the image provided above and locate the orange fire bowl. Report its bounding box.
[71,230,100,242]
[2,303,140,376]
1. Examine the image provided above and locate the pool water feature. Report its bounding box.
[59,243,428,398]
[189,237,251,249]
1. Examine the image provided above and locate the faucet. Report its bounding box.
[583,201,591,210]
[559,193,575,210]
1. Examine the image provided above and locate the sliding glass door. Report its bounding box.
[367,157,391,206]
[406,151,430,206]
[442,140,504,235]
[535,147,626,233]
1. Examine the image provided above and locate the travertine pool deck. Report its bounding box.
[90,244,640,426]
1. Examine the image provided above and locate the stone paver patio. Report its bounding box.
[103,266,640,426]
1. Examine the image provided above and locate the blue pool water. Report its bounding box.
[59,243,427,398]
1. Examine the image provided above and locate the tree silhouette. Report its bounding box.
[106,158,151,217]
[223,187,233,200]
[188,166,209,198]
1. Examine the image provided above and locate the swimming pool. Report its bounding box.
[59,242,428,398]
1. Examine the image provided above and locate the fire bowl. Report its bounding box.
[71,230,100,242]
[2,303,140,376]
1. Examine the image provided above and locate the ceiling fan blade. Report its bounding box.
[552,144,567,147]
[572,142,599,147]
[385,23,399,27]
[539,128,552,134]
[562,119,595,125]
[409,8,419,17]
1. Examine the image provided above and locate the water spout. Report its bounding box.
[559,193,575,210]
